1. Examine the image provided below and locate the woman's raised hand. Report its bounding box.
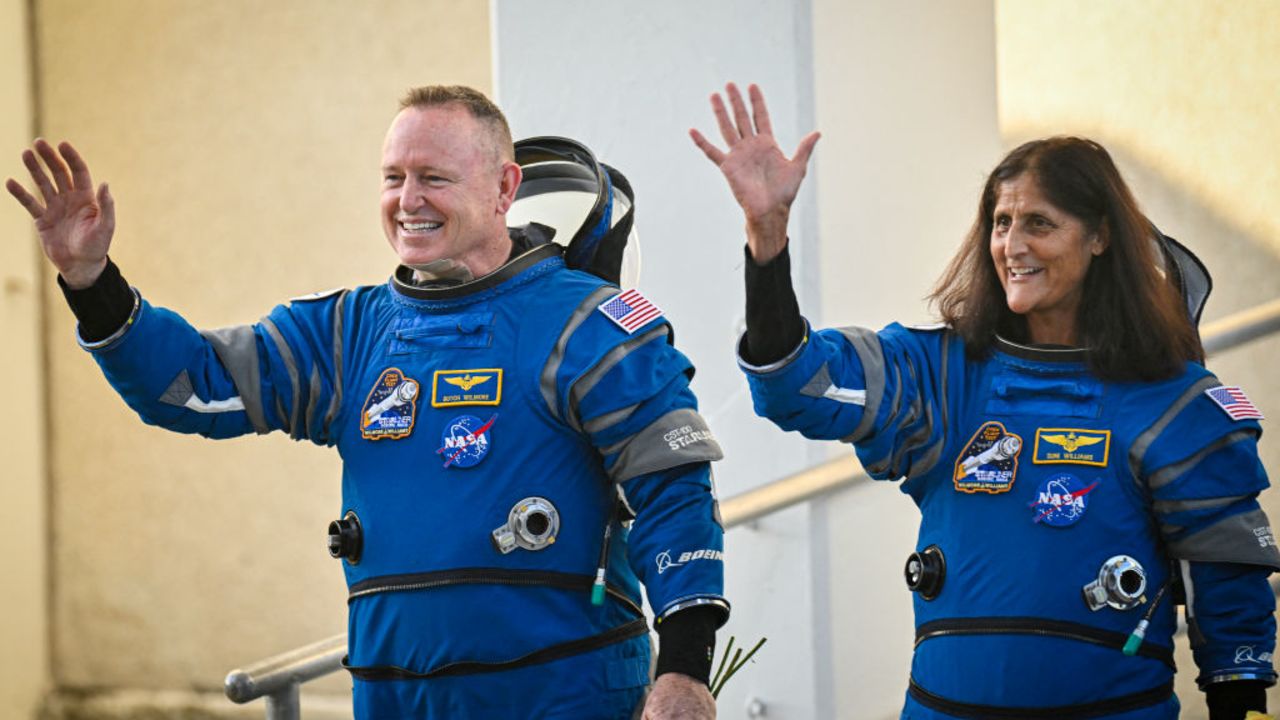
[690,83,819,264]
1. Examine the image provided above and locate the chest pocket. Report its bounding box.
[985,373,1103,419]
[389,312,495,354]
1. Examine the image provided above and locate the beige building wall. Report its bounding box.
[23,1,491,716]
[1,0,49,718]
[996,2,1280,714]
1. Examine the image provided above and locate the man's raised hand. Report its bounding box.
[689,83,819,264]
[7,139,114,289]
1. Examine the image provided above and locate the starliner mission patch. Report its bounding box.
[954,421,1023,494]
[360,368,421,440]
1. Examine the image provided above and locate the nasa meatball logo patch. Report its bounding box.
[360,368,420,440]
[437,413,497,468]
[1029,473,1098,527]
[954,421,1023,494]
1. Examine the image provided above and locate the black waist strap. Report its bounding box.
[345,617,649,681]
[915,616,1176,671]
[909,678,1173,719]
[348,567,644,617]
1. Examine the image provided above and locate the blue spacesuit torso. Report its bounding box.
[84,242,728,718]
[742,321,1279,719]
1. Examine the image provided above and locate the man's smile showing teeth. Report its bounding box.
[401,220,442,232]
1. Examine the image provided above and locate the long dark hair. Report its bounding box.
[930,137,1203,381]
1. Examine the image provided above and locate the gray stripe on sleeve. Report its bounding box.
[304,365,322,440]
[1129,376,1220,483]
[834,326,885,444]
[1146,429,1258,492]
[260,318,302,438]
[1154,494,1248,516]
[159,369,195,407]
[274,396,289,433]
[1166,507,1280,570]
[568,324,670,433]
[799,363,835,399]
[607,408,724,483]
[897,415,945,479]
[540,286,620,423]
[584,402,642,436]
[201,325,270,434]
[321,290,349,442]
[846,363,903,444]
[937,332,952,458]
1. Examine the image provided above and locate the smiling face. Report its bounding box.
[989,173,1107,345]
[380,104,520,275]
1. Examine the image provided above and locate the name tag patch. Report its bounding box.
[1033,428,1110,467]
[432,369,503,407]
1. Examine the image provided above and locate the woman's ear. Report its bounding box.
[1090,223,1110,256]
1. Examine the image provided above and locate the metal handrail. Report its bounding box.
[225,634,346,719]
[223,296,1280,718]
[1201,297,1280,356]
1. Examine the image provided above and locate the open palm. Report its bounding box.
[6,139,114,288]
[690,83,819,263]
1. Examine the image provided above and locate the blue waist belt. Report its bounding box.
[914,616,1175,670]
[344,567,646,681]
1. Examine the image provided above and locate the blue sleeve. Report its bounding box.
[546,301,727,624]
[85,289,347,446]
[1136,378,1280,686]
[1184,560,1277,687]
[739,320,952,481]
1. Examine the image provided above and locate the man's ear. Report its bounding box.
[496,161,522,215]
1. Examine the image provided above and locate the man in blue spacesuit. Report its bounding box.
[8,85,728,719]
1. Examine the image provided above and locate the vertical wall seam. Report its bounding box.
[24,0,55,694]
[795,3,835,717]
[487,0,501,101]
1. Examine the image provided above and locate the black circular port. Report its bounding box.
[326,511,363,565]
[1120,568,1143,595]
[904,545,945,601]
[526,511,550,536]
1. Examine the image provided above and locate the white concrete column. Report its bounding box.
[493,2,826,717]
[0,0,49,716]
[810,1,1000,716]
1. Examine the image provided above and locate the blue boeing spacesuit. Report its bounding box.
[81,238,729,718]
[741,320,1279,718]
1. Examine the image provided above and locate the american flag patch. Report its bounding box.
[1205,385,1265,421]
[598,289,663,333]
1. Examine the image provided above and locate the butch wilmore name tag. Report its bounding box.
[432,369,503,407]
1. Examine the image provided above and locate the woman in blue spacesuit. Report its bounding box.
[691,82,1279,719]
